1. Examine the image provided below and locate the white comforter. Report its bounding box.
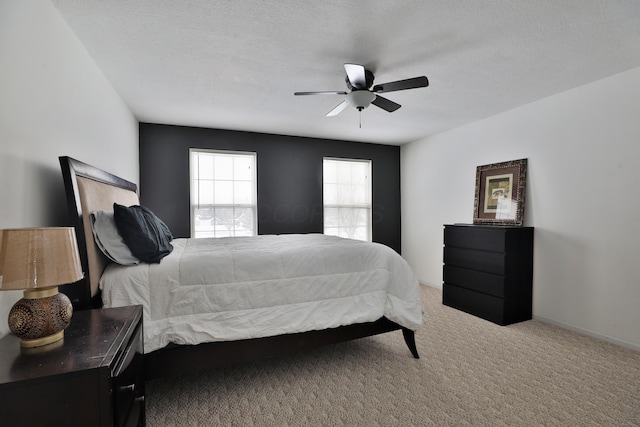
[100,234,422,353]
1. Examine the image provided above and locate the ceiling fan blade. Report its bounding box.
[326,100,349,117]
[344,64,367,89]
[294,91,348,96]
[371,95,401,112]
[373,76,429,93]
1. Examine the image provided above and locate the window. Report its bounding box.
[323,158,372,241]
[190,149,257,238]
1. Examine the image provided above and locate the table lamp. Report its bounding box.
[0,227,83,348]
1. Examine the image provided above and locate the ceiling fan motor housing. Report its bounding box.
[345,69,375,90]
[347,90,376,110]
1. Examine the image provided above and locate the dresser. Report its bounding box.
[443,224,534,325]
[0,305,144,427]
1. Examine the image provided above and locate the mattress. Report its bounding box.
[100,234,422,353]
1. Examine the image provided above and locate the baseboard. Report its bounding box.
[534,315,640,353]
[419,281,441,289]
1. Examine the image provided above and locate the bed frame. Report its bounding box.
[59,156,419,380]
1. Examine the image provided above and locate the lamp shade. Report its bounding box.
[0,227,83,290]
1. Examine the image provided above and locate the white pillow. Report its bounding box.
[90,210,140,265]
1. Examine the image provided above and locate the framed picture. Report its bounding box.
[473,158,527,225]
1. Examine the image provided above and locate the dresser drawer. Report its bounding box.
[112,321,144,427]
[444,225,505,252]
[443,284,506,325]
[443,265,504,298]
[444,247,505,275]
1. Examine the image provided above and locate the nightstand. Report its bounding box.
[0,305,144,427]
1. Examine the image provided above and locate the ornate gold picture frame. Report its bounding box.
[473,159,527,225]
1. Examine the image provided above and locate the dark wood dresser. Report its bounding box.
[443,224,534,325]
[0,305,144,427]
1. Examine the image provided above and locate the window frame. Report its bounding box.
[189,148,257,238]
[322,157,373,242]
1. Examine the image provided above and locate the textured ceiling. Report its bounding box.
[51,0,640,145]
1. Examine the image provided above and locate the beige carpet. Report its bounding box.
[146,286,640,426]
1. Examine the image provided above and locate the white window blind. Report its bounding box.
[323,158,372,242]
[190,149,257,238]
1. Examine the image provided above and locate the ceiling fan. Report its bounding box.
[294,63,429,118]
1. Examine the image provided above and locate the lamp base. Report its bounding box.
[8,286,73,348]
[20,330,65,348]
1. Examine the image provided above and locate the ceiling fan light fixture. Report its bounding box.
[346,90,376,110]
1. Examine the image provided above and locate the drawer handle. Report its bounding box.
[135,396,145,403]
[119,384,135,392]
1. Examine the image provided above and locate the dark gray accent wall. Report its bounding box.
[139,123,402,253]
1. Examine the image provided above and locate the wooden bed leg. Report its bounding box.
[402,328,420,359]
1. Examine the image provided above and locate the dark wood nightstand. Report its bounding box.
[0,305,144,427]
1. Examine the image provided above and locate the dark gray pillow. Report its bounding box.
[90,210,140,265]
[113,203,174,263]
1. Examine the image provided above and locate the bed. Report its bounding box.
[59,156,422,380]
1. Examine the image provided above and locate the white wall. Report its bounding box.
[402,66,640,351]
[0,0,138,337]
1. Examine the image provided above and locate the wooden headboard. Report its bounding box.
[59,156,139,308]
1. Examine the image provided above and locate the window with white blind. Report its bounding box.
[190,149,257,238]
[323,158,372,242]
